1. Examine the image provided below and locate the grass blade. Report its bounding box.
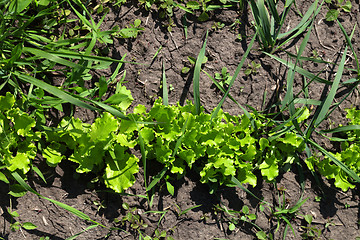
[314,46,347,128]
[162,60,168,106]
[264,52,331,84]
[16,72,130,120]
[337,20,359,74]
[15,73,98,111]
[193,30,208,115]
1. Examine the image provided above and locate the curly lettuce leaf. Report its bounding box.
[103,145,139,193]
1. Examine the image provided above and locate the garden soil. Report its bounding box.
[2,0,360,239]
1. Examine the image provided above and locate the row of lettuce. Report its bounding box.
[1,91,359,195]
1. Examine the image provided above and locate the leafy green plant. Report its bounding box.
[7,207,37,232]
[0,93,41,191]
[244,61,261,76]
[214,204,264,236]
[305,108,360,191]
[300,214,321,239]
[324,0,351,22]
[118,203,149,231]
[214,67,232,87]
[184,0,232,21]
[264,19,360,192]
[212,21,225,30]
[113,19,144,38]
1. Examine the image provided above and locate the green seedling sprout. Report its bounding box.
[324,0,351,22]
[244,61,261,76]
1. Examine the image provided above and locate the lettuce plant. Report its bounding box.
[0,93,40,185]
[305,108,360,191]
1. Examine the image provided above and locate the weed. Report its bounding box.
[114,19,144,38]
[300,214,321,239]
[93,200,107,212]
[212,21,225,30]
[244,61,261,76]
[7,208,37,232]
[117,203,149,231]
[214,203,271,239]
[324,0,351,22]
[174,204,201,218]
[215,67,232,87]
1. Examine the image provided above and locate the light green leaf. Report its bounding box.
[9,184,27,197]
[116,134,136,148]
[334,171,355,191]
[259,156,278,181]
[0,172,9,184]
[90,112,118,142]
[22,222,37,230]
[280,132,303,148]
[6,153,31,174]
[43,146,64,167]
[69,144,104,173]
[325,9,339,21]
[166,181,175,196]
[104,86,134,111]
[8,108,36,136]
[341,1,351,12]
[8,0,32,13]
[229,223,236,231]
[259,138,269,151]
[0,92,15,111]
[103,146,139,193]
[139,128,155,144]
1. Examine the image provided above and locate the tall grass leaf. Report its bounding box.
[32,166,47,184]
[320,125,360,134]
[15,73,98,111]
[267,0,280,24]
[322,83,359,123]
[257,0,272,49]
[211,33,257,120]
[277,0,318,39]
[337,21,359,74]
[16,73,130,120]
[23,47,82,69]
[50,51,137,65]
[265,53,331,84]
[88,100,129,120]
[65,225,99,240]
[162,61,168,106]
[293,98,321,105]
[146,167,168,192]
[308,139,360,184]
[193,30,208,115]
[314,46,347,127]
[282,23,314,133]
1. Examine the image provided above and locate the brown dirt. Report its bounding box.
[1,0,360,239]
